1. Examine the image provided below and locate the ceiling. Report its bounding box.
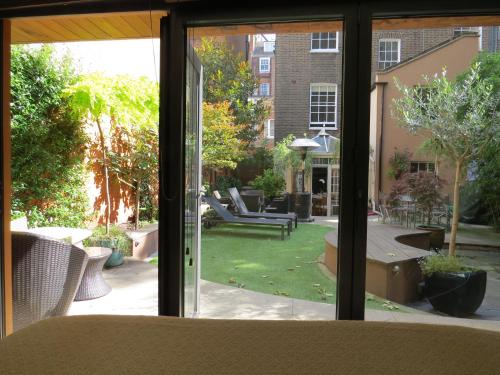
[9,12,500,43]
[10,11,167,44]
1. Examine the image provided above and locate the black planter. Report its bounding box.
[417,225,445,250]
[424,270,487,317]
[294,192,313,222]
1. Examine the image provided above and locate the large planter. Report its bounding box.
[424,270,487,317]
[86,238,124,268]
[294,192,313,222]
[417,225,445,250]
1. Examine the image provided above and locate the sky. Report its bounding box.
[51,39,160,82]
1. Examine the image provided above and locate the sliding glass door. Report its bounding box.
[184,40,202,317]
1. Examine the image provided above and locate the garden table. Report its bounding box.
[26,226,92,248]
[74,247,112,301]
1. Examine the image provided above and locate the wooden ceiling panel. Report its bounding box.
[10,12,499,44]
[11,11,167,44]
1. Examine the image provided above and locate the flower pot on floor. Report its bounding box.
[424,270,487,317]
[417,225,445,250]
[87,238,124,268]
[104,248,124,268]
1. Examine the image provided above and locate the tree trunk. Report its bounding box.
[135,179,141,231]
[96,119,111,235]
[449,159,463,257]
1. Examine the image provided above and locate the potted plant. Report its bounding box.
[84,225,130,268]
[420,255,486,317]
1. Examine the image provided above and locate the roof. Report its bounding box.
[377,33,479,75]
[310,129,339,155]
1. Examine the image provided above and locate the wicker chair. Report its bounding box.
[12,232,89,332]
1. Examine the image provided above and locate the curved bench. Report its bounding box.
[324,224,431,303]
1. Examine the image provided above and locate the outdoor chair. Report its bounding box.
[228,187,298,229]
[239,189,264,212]
[12,232,89,332]
[203,196,291,240]
[265,193,289,214]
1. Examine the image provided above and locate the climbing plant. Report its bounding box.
[66,74,159,231]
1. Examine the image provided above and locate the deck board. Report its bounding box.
[325,223,430,265]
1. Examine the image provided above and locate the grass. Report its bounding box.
[199,223,392,310]
[150,223,406,311]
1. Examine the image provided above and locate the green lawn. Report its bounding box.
[200,223,392,310]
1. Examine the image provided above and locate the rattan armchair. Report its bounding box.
[12,232,88,331]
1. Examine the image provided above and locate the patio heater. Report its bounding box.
[287,138,320,222]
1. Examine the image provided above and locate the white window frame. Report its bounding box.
[265,119,275,139]
[378,39,401,70]
[263,42,275,52]
[259,57,270,73]
[410,161,436,174]
[259,82,270,96]
[309,83,337,130]
[310,32,339,53]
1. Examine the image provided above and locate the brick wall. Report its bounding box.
[274,27,473,143]
[275,33,343,143]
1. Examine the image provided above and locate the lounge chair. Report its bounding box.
[12,232,89,331]
[228,187,298,229]
[203,196,291,240]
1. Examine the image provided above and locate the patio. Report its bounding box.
[68,256,500,332]
[68,219,500,332]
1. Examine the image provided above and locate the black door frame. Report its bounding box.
[0,1,499,333]
[158,1,500,319]
[159,2,372,319]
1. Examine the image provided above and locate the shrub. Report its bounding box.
[83,225,132,256]
[420,255,473,277]
[11,45,89,227]
[250,169,286,200]
[388,172,444,224]
[388,148,411,180]
[212,175,242,195]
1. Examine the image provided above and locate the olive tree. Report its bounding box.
[393,64,499,256]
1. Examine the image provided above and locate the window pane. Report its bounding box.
[368,17,500,331]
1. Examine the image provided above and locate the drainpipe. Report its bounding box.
[377,82,387,204]
[489,26,499,52]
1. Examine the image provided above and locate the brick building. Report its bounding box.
[274,26,500,143]
[248,34,276,145]
[271,26,499,214]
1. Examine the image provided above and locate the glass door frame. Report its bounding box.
[159,2,372,319]
[159,1,500,320]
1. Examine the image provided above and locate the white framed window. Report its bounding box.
[410,161,435,173]
[259,57,270,73]
[309,83,337,129]
[263,42,275,52]
[259,83,270,96]
[265,119,275,138]
[453,26,480,36]
[378,39,400,69]
[310,32,338,52]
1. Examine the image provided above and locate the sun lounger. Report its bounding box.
[203,196,291,240]
[228,187,298,229]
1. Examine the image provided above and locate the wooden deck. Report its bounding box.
[324,223,431,303]
[324,224,430,265]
